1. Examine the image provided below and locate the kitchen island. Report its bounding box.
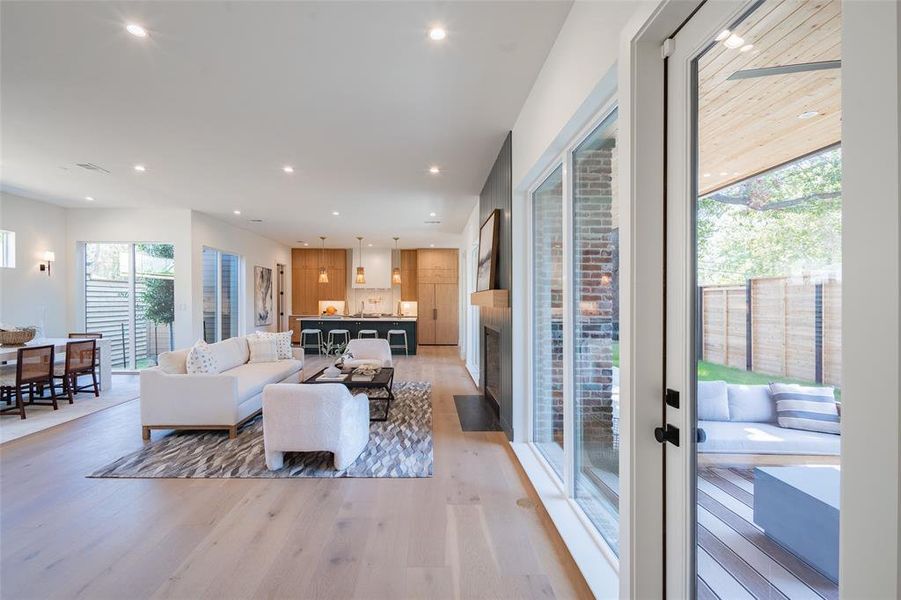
[289,315,417,355]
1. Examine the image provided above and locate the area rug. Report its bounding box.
[90,381,432,479]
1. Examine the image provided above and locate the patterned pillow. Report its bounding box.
[186,340,218,374]
[257,330,293,360]
[248,335,279,363]
[771,382,840,434]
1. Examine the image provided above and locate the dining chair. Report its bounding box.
[53,339,99,403]
[0,345,59,418]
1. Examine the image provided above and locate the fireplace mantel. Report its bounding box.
[470,289,509,308]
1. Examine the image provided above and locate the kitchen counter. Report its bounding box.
[289,315,417,321]
[288,316,417,354]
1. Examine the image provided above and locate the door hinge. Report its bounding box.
[654,424,680,447]
[665,388,680,408]
[661,38,675,59]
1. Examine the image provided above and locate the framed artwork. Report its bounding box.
[254,265,273,326]
[476,209,500,292]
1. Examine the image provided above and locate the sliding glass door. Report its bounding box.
[529,106,621,553]
[202,247,241,343]
[84,242,175,370]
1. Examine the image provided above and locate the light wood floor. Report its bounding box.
[0,347,591,600]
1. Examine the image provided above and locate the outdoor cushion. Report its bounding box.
[727,384,776,423]
[697,420,841,455]
[227,359,303,403]
[206,337,249,372]
[771,382,840,434]
[697,380,730,421]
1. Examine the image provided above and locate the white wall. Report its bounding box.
[65,207,194,348]
[190,211,292,341]
[0,192,68,336]
[840,1,901,596]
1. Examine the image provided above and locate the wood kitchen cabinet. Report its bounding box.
[416,248,458,345]
[291,248,347,316]
[400,249,418,301]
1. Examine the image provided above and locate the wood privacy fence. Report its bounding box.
[699,276,841,387]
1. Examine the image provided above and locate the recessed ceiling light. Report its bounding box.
[233,210,241,215]
[126,23,148,38]
[84,196,94,201]
[283,165,294,173]
[303,242,309,246]
[798,110,820,119]
[368,243,373,247]
[429,27,446,41]
[133,164,146,172]
[714,29,731,42]
[429,244,435,248]
[719,171,728,176]
[429,212,437,217]
[723,34,745,49]
[332,211,340,216]
[703,173,711,178]
[740,44,754,52]
[429,166,440,174]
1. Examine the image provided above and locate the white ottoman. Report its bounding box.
[262,383,370,470]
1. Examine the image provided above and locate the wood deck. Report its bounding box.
[697,466,838,600]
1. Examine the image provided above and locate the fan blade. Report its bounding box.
[728,60,841,81]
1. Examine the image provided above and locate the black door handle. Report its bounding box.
[654,424,680,447]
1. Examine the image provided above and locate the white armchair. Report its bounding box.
[344,338,394,369]
[262,383,370,470]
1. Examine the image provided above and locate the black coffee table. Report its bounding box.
[304,367,395,422]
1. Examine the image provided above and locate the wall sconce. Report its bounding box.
[39,251,55,276]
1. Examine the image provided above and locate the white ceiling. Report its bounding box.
[0,1,572,248]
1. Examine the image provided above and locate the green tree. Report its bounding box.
[137,244,175,361]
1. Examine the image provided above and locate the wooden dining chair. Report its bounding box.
[53,339,99,403]
[0,345,59,418]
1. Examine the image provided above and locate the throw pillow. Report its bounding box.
[697,380,730,421]
[771,382,840,434]
[257,330,293,360]
[186,340,218,374]
[248,335,279,363]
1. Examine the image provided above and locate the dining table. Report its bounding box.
[0,337,113,391]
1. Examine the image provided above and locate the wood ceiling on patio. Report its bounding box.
[698,0,842,196]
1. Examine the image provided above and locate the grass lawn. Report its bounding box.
[611,342,840,401]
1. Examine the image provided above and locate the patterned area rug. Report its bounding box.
[90,381,432,479]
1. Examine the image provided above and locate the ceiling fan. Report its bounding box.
[728,59,841,81]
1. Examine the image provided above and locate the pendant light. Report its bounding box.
[391,237,402,285]
[355,236,366,284]
[317,236,329,283]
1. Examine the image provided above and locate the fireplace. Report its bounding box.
[483,326,501,414]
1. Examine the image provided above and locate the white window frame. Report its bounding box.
[0,230,15,268]
[521,98,622,578]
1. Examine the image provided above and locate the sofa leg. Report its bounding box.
[228,426,237,440]
[265,450,284,470]
[142,426,151,441]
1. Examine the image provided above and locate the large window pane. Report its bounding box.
[572,110,620,551]
[220,252,240,340]
[85,243,132,369]
[202,247,241,343]
[202,247,218,343]
[532,166,565,477]
[135,244,175,368]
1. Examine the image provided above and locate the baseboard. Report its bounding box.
[465,362,479,386]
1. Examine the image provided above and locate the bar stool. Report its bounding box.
[357,329,379,339]
[387,329,409,355]
[300,329,323,355]
[327,329,351,353]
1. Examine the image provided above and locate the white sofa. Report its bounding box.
[343,338,393,369]
[262,383,370,470]
[697,381,840,456]
[140,335,304,440]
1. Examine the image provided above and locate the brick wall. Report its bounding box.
[573,145,619,465]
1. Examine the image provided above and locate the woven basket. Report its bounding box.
[0,328,36,346]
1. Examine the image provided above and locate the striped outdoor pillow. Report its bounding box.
[771,382,840,435]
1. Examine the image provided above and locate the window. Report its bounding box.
[202,247,241,343]
[527,105,620,554]
[0,230,15,268]
[572,110,620,550]
[532,165,565,477]
[84,242,175,370]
